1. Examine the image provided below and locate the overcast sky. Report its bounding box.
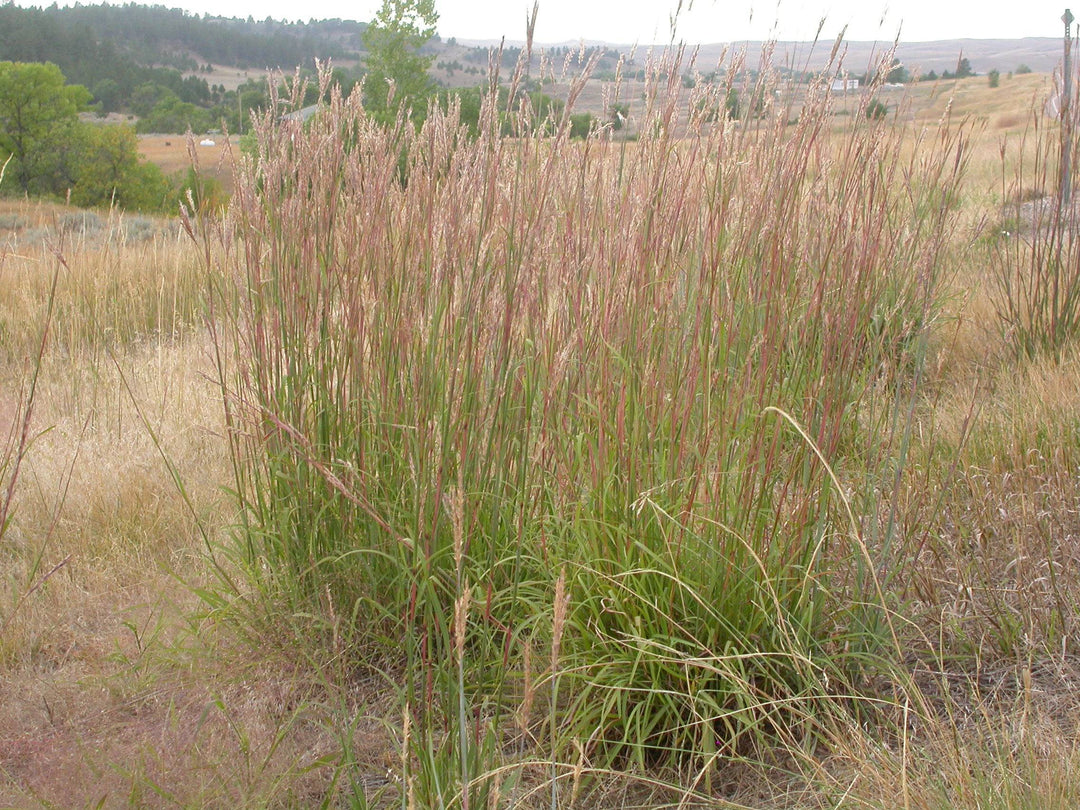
[15,0,1075,44]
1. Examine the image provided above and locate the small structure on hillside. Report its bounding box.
[831,77,860,93]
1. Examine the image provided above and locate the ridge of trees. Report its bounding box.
[0,4,370,123]
[0,4,366,74]
[0,3,373,134]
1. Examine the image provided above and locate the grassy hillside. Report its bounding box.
[2,55,1080,807]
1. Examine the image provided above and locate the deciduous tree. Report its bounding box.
[362,0,438,121]
[70,124,169,210]
[0,61,90,193]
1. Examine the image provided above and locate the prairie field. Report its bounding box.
[137,135,235,193]
[4,55,1080,808]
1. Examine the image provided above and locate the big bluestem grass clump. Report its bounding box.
[204,45,966,790]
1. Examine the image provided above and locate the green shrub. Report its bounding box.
[866,98,888,120]
[569,111,593,139]
[172,166,225,214]
[135,94,211,134]
[70,124,171,211]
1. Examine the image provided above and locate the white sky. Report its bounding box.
[15,0,1076,44]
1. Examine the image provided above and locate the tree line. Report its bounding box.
[0,3,366,124]
[0,0,430,212]
[51,4,365,69]
[0,3,364,73]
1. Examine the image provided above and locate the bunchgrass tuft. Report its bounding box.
[992,90,1080,362]
[204,43,968,797]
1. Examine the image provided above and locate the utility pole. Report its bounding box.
[1062,9,1074,209]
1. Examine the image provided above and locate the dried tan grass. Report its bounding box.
[0,215,202,359]
[138,134,235,192]
[0,207,245,804]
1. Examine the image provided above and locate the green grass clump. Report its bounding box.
[205,48,967,795]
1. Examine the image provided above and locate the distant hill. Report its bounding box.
[888,38,1062,75]
[0,3,366,75]
[2,2,1061,81]
[0,2,1066,136]
[460,37,1064,77]
[785,37,1063,76]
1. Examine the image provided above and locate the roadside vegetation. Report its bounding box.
[2,37,1079,809]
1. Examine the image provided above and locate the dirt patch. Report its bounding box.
[0,589,368,806]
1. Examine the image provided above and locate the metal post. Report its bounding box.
[1063,9,1074,208]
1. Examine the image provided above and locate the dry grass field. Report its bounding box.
[137,135,235,193]
[201,65,264,93]
[3,63,1080,807]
